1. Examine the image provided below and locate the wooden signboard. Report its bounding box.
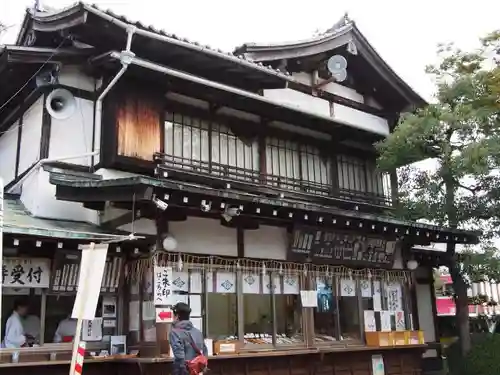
[288,226,397,268]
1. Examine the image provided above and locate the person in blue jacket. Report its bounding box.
[169,302,208,375]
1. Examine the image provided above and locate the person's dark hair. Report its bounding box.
[13,298,29,311]
[173,302,191,321]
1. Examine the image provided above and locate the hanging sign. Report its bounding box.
[71,243,109,320]
[2,257,51,288]
[288,226,397,267]
[82,318,103,341]
[156,307,174,323]
[153,266,173,305]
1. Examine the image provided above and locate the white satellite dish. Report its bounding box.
[45,88,76,120]
[327,55,348,82]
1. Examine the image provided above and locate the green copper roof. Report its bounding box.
[2,195,126,240]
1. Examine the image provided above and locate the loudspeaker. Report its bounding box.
[45,88,76,120]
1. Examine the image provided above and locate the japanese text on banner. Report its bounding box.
[154,266,173,305]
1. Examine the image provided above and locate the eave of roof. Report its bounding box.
[235,22,427,109]
[48,172,481,245]
[0,45,93,65]
[15,2,292,85]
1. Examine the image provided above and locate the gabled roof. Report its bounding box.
[235,15,426,111]
[14,2,292,90]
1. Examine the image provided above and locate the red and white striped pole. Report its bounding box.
[72,341,86,375]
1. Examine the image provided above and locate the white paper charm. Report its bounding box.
[171,271,189,292]
[360,279,372,298]
[340,279,356,297]
[386,282,403,311]
[205,271,214,293]
[364,310,376,332]
[263,275,282,294]
[373,280,382,311]
[242,273,261,294]
[300,290,318,307]
[283,275,300,294]
[380,311,392,331]
[215,272,236,293]
[395,311,405,331]
[189,271,203,294]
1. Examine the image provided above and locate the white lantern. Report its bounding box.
[406,259,419,270]
[163,235,178,251]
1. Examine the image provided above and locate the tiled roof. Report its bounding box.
[29,2,294,80]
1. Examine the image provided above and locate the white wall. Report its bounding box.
[262,88,389,137]
[170,217,237,256]
[244,226,288,260]
[263,88,331,118]
[18,97,43,175]
[331,103,389,136]
[20,168,99,224]
[48,97,95,166]
[0,120,19,184]
[322,81,364,104]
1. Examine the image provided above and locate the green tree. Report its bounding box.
[377,31,500,355]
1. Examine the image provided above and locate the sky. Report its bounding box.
[1,0,500,102]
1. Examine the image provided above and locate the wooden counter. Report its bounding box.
[0,345,427,375]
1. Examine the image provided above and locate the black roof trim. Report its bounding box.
[48,172,481,244]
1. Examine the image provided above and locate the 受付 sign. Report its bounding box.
[153,266,173,305]
[2,257,51,288]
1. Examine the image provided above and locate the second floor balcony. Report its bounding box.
[149,111,393,210]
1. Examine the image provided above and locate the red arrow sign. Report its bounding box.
[158,311,173,321]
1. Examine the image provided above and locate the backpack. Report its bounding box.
[174,329,208,375]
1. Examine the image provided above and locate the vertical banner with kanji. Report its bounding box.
[153,266,173,306]
[0,177,4,340]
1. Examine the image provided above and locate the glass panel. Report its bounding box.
[206,271,238,341]
[313,276,339,344]
[242,273,272,344]
[275,292,303,345]
[338,278,361,340]
[206,293,238,340]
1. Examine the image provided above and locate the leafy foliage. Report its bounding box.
[377,30,500,355]
[378,32,500,235]
[445,333,497,375]
[460,334,500,375]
